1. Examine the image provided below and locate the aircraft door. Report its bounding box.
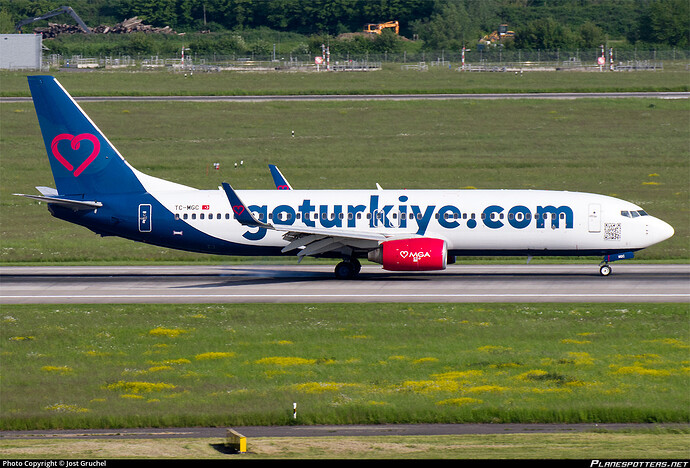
[588,204,601,233]
[138,204,152,232]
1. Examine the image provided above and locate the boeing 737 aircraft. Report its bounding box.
[16,76,674,279]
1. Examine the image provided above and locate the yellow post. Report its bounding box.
[226,429,247,453]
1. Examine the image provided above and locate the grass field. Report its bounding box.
[1,303,687,430]
[2,431,689,459]
[1,66,689,96]
[1,94,688,263]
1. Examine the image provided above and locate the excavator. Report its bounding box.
[15,6,92,34]
[480,23,514,44]
[363,21,399,35]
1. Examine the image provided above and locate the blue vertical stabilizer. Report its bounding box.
[28,76,144,196]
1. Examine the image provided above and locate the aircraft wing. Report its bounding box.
[222,182,392,260]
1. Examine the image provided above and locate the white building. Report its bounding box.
[0,34,43,70]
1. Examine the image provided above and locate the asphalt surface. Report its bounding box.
[1,264,688,304]
[2,423,688,440]
[1,91,689,104]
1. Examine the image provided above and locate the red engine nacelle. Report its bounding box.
[367,238,448,271]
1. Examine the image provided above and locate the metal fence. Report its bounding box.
[45,48,689,72]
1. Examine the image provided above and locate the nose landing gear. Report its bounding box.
[599,252,634,276]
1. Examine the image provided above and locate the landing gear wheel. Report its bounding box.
[599,264,612,276]
[334,261,358,280]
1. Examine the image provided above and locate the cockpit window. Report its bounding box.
[622,209,649,218]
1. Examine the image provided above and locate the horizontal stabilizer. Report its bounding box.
[14,193,102,210]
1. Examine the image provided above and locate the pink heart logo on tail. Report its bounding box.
[51,133,101,177]
[232,205,245,216]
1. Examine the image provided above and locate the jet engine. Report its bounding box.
[367,238,448,271]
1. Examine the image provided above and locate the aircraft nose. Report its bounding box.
[654,218,674,242]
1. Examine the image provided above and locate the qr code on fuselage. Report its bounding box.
[604,223,621,240]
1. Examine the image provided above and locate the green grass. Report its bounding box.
[2,96,688,263]
[1,66,689,97]
[1,303,688,430]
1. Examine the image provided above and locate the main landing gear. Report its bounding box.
[599,263,612,277]
[334,258,361,280]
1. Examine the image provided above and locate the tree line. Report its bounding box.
[1,0,688,52]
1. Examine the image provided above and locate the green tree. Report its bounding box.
[372,28,404,53]
[412,0,474,50]
[514,17,576,49]
[0,8,13,33]
[637,0,689,47]
[578,21,604,48]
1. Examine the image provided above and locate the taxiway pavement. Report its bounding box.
[1,264,688,304]
[2,91,689,104]
[2,423,688,439]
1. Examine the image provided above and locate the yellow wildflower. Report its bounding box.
[195,352,235,360]
[255,357,316,366]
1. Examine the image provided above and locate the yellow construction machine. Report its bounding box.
[363,21,399,35]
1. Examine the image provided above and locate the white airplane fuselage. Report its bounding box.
[20,75,675,278]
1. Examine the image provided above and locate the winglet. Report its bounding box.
[221,182,272,229]
[269,164,292,190]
